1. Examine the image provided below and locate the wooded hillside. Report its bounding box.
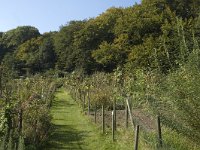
[0,0,200,75]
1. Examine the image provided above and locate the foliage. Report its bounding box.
[15,35,56,74]
[1,1,200,74]
[0,72,57,149]
[1,26,40,49]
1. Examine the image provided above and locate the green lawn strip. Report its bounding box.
[45,89,94,149]
[45,89,139,150]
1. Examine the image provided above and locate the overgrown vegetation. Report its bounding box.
[1,0,200,149]
[64,59,200,149]
[0,66,57,149]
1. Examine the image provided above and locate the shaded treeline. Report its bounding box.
[0,0,200,75]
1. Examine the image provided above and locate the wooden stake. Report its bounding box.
[18,109,23,134]
[102,105,105,134]
[125,104,128,128]
[94,104,97,124]
[88,90,90,115]
[112,111,115,142]
[113,99,116,131]
[157,116,163,147]
[134,125,140,150]
[83,91,86,109]
[125,97,135,128]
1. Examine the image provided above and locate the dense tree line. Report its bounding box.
[0,0,200,75]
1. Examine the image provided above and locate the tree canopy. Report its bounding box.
[0,0,200,75]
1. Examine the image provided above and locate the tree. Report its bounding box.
[15,37,42,74]
[92,34,129,71]
[72,7,123,73]
[0,26,40,68]
[0,37,6,62]
[1,53,18,78]
[15,33,56,74]
[38,35,56,71]
[1,26,40,50]
[165,0,200,19]
[54,21,85,71]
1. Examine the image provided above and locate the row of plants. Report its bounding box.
[0,66,57,150]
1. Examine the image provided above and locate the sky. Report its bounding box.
[0,0,140,33]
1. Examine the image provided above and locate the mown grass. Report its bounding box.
[44,89,137,150]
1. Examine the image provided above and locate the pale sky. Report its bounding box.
[0,0,140,33]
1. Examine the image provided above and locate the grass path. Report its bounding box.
[45,89,137,150]
[45,89,103,150]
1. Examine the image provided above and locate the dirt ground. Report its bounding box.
[88,108,157,132]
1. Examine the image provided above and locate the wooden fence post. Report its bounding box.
[125,104,128,128]
[102,105,105,134]
[94,104,97,124]
[134,125,140,150]
[112,111,115,142]
[79,89,82,102]
[74,89,76,100]
[83,91,86,109]
[113,99,116,131]
[18,109,23,134]
[125,97,135,128]
[88,90,90,115]
[157,115,163,147]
